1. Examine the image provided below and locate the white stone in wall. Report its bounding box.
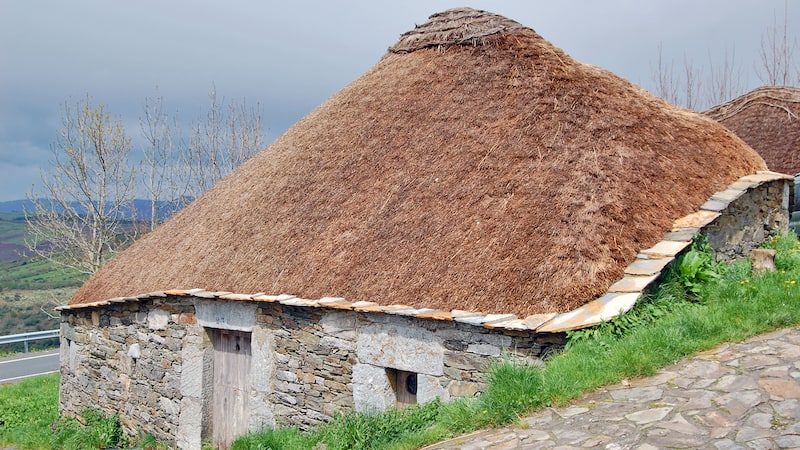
[68,340,81,372]
[176,397,202,450]
[320,311,356,334]
[194,299,257,331]
[147,308,170,330]
[357,322,444,376]
[466,343,501,356]
[250,326,274,393]
[180,342,205,398]
[352,363,396,412]
[248,396,276,432]
[159,396,179,417]
[127,343,140,359]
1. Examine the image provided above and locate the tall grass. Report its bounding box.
[0,374,157,449]
[0,373,60,449]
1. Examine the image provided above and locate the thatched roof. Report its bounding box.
[70,8,766,316]
[706,86,800,176]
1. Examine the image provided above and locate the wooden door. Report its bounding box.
[211,329,252,450]
[387,368,417,408]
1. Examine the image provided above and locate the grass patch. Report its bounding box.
[0,258,86,291]
[231,233,800,450]
[0,373,166,449]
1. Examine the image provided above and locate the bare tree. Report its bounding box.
[651,43,703,109]
[706,47,745,107]
[25,96,136,275]
[140,95,187,231]
[758,1,798,86]
[184,87,264,199]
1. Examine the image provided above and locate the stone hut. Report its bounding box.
[57,8,789,449]
[705,86,800,232]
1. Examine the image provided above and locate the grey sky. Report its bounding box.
[0,1,795,201]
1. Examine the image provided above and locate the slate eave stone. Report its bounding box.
[624,256,675,276]
[414,310,454,321]
[523,313,557,329]
[672,210,721,229]
[662,229,699,242]
[393,308,436,317]
[700,199,729,212]
[608,274,660,293]
[711,188,745,203]
[219,293,254,301]
[453,314,487,326]
[536,292,640,333]
[640,240,692,258]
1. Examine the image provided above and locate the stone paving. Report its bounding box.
[423,326,800,449]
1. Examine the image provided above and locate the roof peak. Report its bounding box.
[389,7,528,53]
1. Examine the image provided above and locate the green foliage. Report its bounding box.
[0,374,143,450]
[230,428,312,450]
[0,373,60,449]
[316,400,443,450]
[475,359,546,425]
[48,408,127,450]
[671,235,721,298]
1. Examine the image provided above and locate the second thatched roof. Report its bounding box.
[706,86,800,176]
[70,8,766,316]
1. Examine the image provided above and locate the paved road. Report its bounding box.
[0,349,59,384]
[424,326,800,449]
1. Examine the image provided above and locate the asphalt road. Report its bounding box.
[0,349,59,384]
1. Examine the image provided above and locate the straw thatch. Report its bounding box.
[70,8,766,316]
[706,86,800,176]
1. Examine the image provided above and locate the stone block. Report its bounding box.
[751,248,777,275]
[624,257,674,276]
[417,374,449,404]
[466,343,501,356]
[352,364,396,412]
[195,299,257,331]
[176,397,202,450]
[320,311,356,334]
[147,309,170,330]
[608,274,659,293]
[357,322,444,376]
[448,380,481,397]
[179,344,205,398]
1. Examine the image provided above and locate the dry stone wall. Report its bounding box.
[58,295,561,447]
[703,176,791,261]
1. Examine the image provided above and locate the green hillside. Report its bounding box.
[0,212,86,291]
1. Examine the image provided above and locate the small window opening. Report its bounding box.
[386,368,417,408]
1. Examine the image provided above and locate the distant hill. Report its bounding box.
[0,199,187,221]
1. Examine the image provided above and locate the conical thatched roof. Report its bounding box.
[706,86,800,176]
[70,8,766,316]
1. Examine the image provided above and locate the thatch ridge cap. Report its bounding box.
[389,7,529,53]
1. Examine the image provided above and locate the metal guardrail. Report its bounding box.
[0,329,60,353]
